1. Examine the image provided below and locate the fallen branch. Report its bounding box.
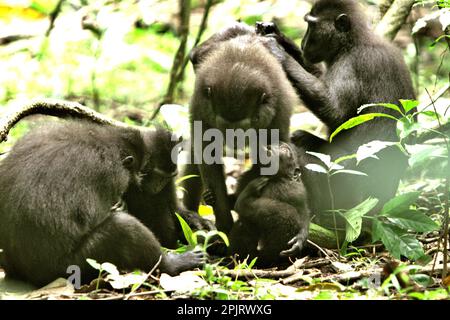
[45,0,65,38]
[320,268,383,284]
[213,259,331,280]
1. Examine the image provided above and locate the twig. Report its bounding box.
[44,0,65,38]
[415,84,450,144]
[175,0,214,84]
[152,0,191,120]
[319,268,383,284]
[307,239,333,259]
[0,98,131,143]
[0,35,34,45]
[214,259,331,280]
[124,255,162,300]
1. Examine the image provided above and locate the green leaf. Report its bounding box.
[420,111,439,119]
[101,262,120,276]
[408,144,447,168]
[399,100,419,114]
[356,140,397,164]
[385,210,440,232]
[339,198,379,242]
[306,152,332,169]
[334,154,357,164]
[305,163,328,174]
[380,192,421,216]
[175,213,197,246]
[372,222,425,260]
[331,169,367,176]
[216,231,230,247]
[372,220,383,242]
[358,103,403,115]
[330,113,398,142]
[86,258,101,271]
[397,118,421,140]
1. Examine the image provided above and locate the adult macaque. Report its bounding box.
[182,23,298,233]
[258,0,416,254]
[0,121,206,286]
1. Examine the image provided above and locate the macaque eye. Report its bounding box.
[204,86,212,99]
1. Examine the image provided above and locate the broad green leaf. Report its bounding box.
[372,222,425,260]
[330,113,398,142]
[356,140,397,164]
[439,8,450,30]
[420,111,439,119]
[372,220,383,242]
[397,235,425,261]
[86,258,101,271]
[306,152,332,169]
[331,169,367,176]
[399,99,419,114]
[339,198,379,242]
[385,210,440,232]
[358,103,403,115]
[101,262,119,276]
[397,118,421,140]
[408,144,447,168]
[175,213,197,246]
[380,192,421,216]
[305,163,328,174]
[329,162,344,171]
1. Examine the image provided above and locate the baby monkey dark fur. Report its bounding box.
[230,143,310,266]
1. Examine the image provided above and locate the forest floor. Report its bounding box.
[0,231,449,300]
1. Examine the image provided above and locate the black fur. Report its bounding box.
[260,0,416,251]
[0,121,205,287]
[230,143,310,266]
[182,23,297,233]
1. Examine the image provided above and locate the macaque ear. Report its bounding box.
[293,167,302,181]
[122,156,134,169]
[335,14,351,32]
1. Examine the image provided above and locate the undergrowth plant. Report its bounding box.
[308,99,444,260]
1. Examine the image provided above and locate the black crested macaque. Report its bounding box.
[182,22,298,233]
[230,143,310,266]
[259,0,416,254]
[0,121,205,287]
[122,128,214,249]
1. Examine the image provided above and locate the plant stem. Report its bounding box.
[327,174,340,253]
